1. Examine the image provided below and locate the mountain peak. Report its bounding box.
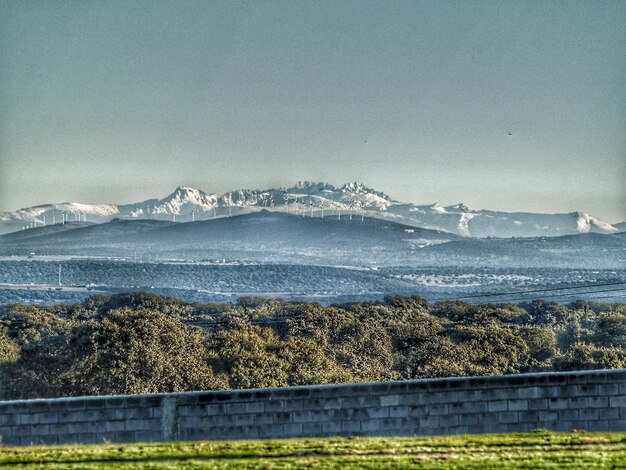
[447,203,470,212]
[340,181,393,201]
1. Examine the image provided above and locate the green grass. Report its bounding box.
[1,431,625,469]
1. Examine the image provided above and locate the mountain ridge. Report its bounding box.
[0,181,621,237]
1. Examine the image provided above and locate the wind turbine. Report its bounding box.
[355,201,364,222]
[283,192,289,213]
[319,201,324,219]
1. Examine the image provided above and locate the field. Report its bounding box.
[1,258,624,306]
[1,431,625,469]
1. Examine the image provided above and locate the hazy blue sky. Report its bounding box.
[1,1,625,221]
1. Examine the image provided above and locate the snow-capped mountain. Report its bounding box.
[0,181,621,238]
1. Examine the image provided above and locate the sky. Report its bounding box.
[1,1,625,222]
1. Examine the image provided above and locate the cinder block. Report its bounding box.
[467,424,489,434]
[253,424,278,438]
[548,398,569,410]
[567,397,589,408]
[478,414,500,425]
[291,411,311,423]
[283,423,303,435]
[558,410,578,421]
[302,422,323,435]
[380,417,407,430]
[588,397,609,408]
[508,422,534,433]
[528,399,549,411]
[233,414,254,426]
[284,400,303,412]
[323,421,341,433]
[351,408,370,420]
[264,400,283,412]
[11,426,32,437]
[331,408,353,420]
[368,407,390,419]
[380,395,400,407]
[585,420,610,432]
[245,401,264,413]
[204,404,225,416]
[38,412,59,424]
[460,413,480,426]
[609,396,626,407]
[538,411,558,422]
[388,406,409,418]
[224,403,246,414]
[449,425,470,434]
[602,407,620,420]
[124,419,146,432]
[438,415,459,428]
[483,388,517,401]
[508,400,528,411]
[578,408,600,421]
[599,384,620,396]
[321,398,341,410]
[129,408,153,420]
[341,397,362,408]
[457,401,488,414]
[498,412,518,424]
[399,394,421,406]
[517,387,539,399]
[254,413,274,425]
[408,406,427,418]
[105,420,126,432]
[488,401,508,412]
[113,409,134,420]
[429,404,449,416]
[341,421,361,433]
[539,387,561,399]
[310,409,334,421]
[0,414,17,426]
[17,414,39,426]
[419,416,439,429]
[458,390,482,402]
[575,384,598,396]
[518,411,540,423]
[273,412,292,424]
[360,419,383,433]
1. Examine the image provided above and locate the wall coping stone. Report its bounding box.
[1,368,624,407]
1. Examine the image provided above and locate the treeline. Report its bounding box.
[0,292,625,400]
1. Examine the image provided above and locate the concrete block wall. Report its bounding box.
[1,369,625,446]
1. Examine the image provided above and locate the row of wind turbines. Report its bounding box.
[20,193,368,229]
[175,191,367,223]
[22,211,88,230]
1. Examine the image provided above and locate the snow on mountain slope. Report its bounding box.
[0,181,620,237]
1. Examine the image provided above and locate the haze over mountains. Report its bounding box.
[0,181,622,237]
[1,211,624,269]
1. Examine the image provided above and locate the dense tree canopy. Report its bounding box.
[0,293,624,400]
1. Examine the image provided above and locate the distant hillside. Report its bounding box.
[0,211,623,268]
